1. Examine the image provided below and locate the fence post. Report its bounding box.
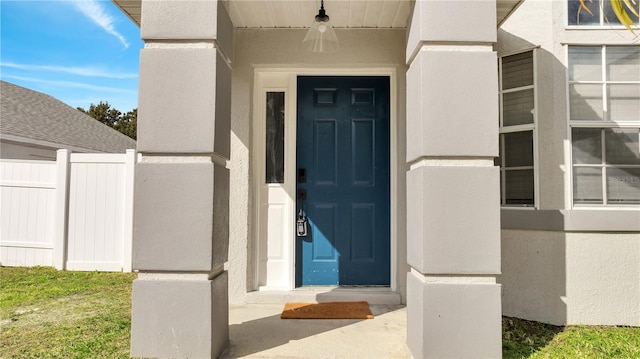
[53,149,70,270]
[122,149,137,272]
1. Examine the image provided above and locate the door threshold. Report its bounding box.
[293,286,390,291]
[245,287,402,305]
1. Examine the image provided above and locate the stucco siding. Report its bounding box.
[498,0,640,212]
[498,0,568,211]
[229,28,407,303]
[497,0,640,326]
[500,229,640,326]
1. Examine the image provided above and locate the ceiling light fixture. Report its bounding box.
[302,0,339,53]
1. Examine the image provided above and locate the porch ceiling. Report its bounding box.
[113,0,523,29]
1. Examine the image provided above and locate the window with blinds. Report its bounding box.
[569,45,640,206]
[498,50,536,206]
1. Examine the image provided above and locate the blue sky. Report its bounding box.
[1,0,143,112]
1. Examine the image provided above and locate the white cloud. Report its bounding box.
[0,62,137,79]
[71,0,130,49]
[4,75,137,94]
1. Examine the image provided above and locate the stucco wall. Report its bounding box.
[498,0,640,211]
[497,0,640,326]
[497,0,567,210]
[229,28,407,303]
[500,229,640,326]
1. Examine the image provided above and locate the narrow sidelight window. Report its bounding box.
[266,92,285,183]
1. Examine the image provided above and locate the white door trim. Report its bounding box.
[252,67,399,293]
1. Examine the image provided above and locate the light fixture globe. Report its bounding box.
[303,0,339,53]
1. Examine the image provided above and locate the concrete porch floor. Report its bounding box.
[223,304,411,359]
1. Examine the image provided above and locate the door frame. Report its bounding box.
[252,67,400,293]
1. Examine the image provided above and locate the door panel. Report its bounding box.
[314,119,338,185]
[296,76,390,286]
[350,203,375,262]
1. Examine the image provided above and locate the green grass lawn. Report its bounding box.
[1,266,136,359]
[503,316,640,358]
[1,266,639,358]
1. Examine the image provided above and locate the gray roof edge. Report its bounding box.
[1,81,137,153]
[0,133,113,154]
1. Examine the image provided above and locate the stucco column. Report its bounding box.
[130,1,233,358]
[405,1,502,358]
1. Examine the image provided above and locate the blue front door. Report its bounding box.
[296,76,390,286]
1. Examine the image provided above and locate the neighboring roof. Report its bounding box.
[0,81,136,153]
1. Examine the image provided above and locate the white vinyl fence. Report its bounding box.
[0,149,136,272]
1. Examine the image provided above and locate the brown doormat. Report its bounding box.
[281,301,374,319]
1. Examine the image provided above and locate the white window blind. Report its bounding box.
[569,45,640,206]
[499,50,536,206]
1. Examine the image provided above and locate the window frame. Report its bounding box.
[265,91,286,184]
[498,48,539,208]
[566,0,640,29]
[567,45,640,208]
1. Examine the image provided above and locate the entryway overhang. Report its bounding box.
[126,0,511,358]
[113,0,523,29]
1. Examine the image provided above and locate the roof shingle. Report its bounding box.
[0,81,136,153]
